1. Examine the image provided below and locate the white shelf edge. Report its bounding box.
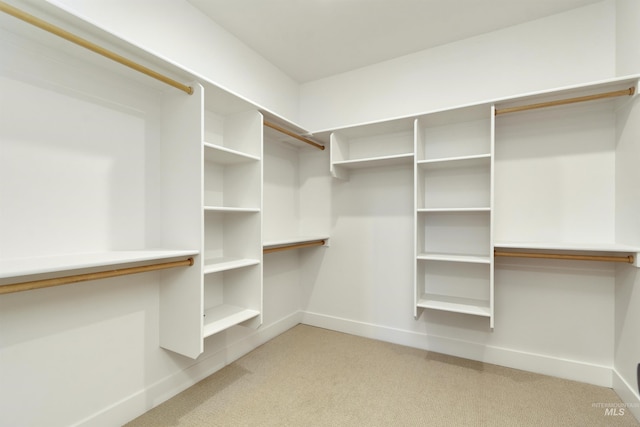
[203,206,260,213]
[0,250,199,280]
[202,305,260,338]
[203,258,260,274]
[417,294,491,317]
[263,236,330,249]
[417,153,491,165]
[332,153,414,169]
[417,253,491,264]
[417,207,490,213]
[203,141,260,163]
[494,241,640,253]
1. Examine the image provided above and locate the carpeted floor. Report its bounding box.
[126,325,639,426]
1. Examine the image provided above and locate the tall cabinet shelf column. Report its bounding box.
[160,97,264,358]
[201,107,263,341]
[413,105,495,327]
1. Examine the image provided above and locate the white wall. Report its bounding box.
[299,1,616,132]
[614,89,640,418]
[43,0,301,122]
[614,2,640,416]
[615,0,640,76]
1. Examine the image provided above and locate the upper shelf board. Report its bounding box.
[333,153,414,169]
[494,241,640,253]
[0,250,199,280]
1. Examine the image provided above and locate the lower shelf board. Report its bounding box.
[202,304,260,338]
[417,294,491,317]
[333,153,414,169]
[203,257,260,274]
[417,253,491,264]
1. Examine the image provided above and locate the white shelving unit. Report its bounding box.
[157,89,266,359]
[200,107,264,341]
[329,118,415,180]
[0,3,274,360]
[413,105,495,326]
[0,8,213,357]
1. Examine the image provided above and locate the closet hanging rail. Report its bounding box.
[0,257,194,295]
[494,251,634,264]
[263,239,326,254]
[264,121,325,150]
[0,1,193,95]
[495,87,635,115]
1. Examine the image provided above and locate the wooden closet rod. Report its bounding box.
[0,1,193,95]
[494,251,634,264]
[0,257,194,295]
[264,240,326,254]
[495,87,635,115]
[264,121,325,150]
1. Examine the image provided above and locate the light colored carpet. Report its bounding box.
[126,324,639,426]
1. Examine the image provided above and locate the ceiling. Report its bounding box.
[187,0,603,83]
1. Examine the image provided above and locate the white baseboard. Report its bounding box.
[74,311,303,427]
[301,311,612,388]
[613,369,640,422]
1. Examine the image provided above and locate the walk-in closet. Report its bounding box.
[1,0,639,425]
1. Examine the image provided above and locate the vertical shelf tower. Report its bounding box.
[201,108,263,339]
[413,106,495,327]
[160,93,265,359]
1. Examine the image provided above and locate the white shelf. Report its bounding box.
[203,206,260,213]
[202,304,261,338]
[494,241,640,253]
[204,142,260,164]
[263,236,329,249]
[418,153,491,168]
[333,153,414,169]
[417,253,491,264]
[0,250,199,280]
[418,207,490,213]
[417,294,491,317]
[203,258,260,275]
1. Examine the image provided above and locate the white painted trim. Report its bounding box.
[613,369,640,422]
[301,311,612,388]
[73,311,303,427]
